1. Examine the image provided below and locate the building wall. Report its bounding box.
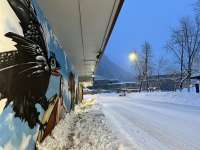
[0,0,81,149]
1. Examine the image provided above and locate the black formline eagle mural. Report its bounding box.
[0,0,61,128]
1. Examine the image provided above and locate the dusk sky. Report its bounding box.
[105,0,196,73]
[0,0,196,74]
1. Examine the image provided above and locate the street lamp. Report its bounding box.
[129,52,138,63]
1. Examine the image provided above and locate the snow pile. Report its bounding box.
[127,91,200,107]
[97,91,200,107]
[37,103,123,150]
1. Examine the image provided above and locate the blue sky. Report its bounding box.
[105,0,196,72]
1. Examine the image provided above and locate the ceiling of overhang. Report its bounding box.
[37,0,123,79]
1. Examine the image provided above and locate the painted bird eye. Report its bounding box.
[51,58,56,69]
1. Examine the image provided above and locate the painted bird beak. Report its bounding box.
[51,68,60,76]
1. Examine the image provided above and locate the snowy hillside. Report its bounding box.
[96,55,135,82]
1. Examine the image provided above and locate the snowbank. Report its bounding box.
[97,91,200,107]
[37,102,123,150]
[127,91,200,107]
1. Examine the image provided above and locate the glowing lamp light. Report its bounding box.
[129,52,138,62]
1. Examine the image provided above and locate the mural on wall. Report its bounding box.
[0,0,82,148]
[0,0,61,129]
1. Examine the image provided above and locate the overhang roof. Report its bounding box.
[37,0,124,81]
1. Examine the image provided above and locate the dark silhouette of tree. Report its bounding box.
[141,41,153,91]
[167,17,200,91]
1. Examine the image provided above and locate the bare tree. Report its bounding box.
[132,42,153,92]
[182,17,200,91]
[134,60,143,92]
[167,17,200,91]
[141,41,153,91]
[166,28,186,90]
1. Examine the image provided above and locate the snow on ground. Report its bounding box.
[37,91,200,150]
[98,90,200,107]
[128,91,200,107]
[37,96,124,150]
[97,92,200,150]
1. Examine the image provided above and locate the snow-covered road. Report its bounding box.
[97,93,200,150]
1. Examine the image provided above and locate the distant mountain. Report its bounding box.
[95,55,135,82]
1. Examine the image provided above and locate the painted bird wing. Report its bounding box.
[7,0,48,58]
[2,32,49,81]
[0,0,51,128]
[5,32,44,62]
[0,33,50,108]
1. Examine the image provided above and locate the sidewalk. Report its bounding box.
[37,97,123,150]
